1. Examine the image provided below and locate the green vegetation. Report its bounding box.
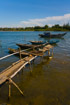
[0,23,70,31]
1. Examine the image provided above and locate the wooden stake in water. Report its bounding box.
[19,47,22,59]
[9,78,24,96]
[8,81,11,99]
[28,60,32,72]
[48,50,50,56]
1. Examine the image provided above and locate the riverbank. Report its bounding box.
[0,29,69,32]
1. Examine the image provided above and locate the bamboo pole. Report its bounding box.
[8,81,11,99]
[0,47,31,61]
[48,50,50,56]
[32,59,35,64]
[28,60,32,72]
[19,47,22,59]
[9,78,24,96]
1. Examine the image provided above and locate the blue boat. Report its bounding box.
[39,32,67,38]
[30,39,59,45]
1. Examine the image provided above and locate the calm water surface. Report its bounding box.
[0,31,70,105]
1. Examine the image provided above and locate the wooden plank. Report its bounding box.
[0,44,53,86]
[0,56,37,85]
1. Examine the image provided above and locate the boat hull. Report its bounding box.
[39,32,67,38]
[16,44,33,49]
[30,41,46,45]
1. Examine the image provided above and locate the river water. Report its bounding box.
[0,31,70,105]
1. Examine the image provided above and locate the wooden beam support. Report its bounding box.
[8,78,24,96]
[8,80,11,99]
[48,50,50,56]
[19,47,22,59]
[28,61,32,72]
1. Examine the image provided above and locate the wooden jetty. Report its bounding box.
[0,55,37,97]
[0,44,53,98]
[0,55,37,85]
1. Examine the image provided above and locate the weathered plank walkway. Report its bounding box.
[0,55,37,85]
[0,44,53,86]
[0,44,53,97]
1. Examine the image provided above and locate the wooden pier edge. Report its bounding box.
[0,44,53,98]
[10,56,37,78]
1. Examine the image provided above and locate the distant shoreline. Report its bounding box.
[0,24,70,32]
[0,30,69,32]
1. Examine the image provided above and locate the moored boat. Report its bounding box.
[39,32,67,38]
[16,43,33,49]
[29,40,47,45]
[30,39,59,45]
[16,42,48,49]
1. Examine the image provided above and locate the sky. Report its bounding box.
[0,0,70,27]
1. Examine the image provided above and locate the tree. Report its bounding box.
[52,24,61,28]
[44,25,48,29]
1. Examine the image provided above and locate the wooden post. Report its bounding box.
[32,46,35,51]
[19,47,22,59]
[48,50,50,56]
[22,68,24,74]
[9,78,24,96]
[32,59,35,64]
[29,61,32,72]
[8,81,11,99]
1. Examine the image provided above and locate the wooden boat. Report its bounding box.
[39,32,67,38]
[29,41,47,45]
[8,44,53,57]
[16,43,33,49]
[16,42,48,49]
[30,39,59,45]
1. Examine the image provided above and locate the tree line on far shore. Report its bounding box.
[0,23,70,31]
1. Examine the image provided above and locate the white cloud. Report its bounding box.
[20,13,70,27]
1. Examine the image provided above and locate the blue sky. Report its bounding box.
[0,0,70,27]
